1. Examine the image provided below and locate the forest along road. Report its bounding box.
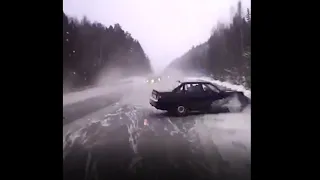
[63,79,251,180]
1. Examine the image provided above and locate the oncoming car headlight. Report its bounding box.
[146,76,162,84]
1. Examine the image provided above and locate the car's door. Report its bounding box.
[185,83,207,110]
[202,83,222,107]
[170,84,187,105]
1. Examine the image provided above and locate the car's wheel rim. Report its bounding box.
[177,106,185,113]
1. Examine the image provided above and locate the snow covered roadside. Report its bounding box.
[63,78,146,106]
[64,86,113,106]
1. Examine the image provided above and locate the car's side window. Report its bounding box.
[193,83,204,93]
[185,83,203,93]
[185,84,192,92]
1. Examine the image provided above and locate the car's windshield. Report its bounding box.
[214,84,232,91]
[203,82,232,92]
[204,83,221,93]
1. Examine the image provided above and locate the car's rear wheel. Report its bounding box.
[175,105,187,116]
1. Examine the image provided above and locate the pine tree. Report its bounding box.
[63,12,152,91]
[167,1,251,88]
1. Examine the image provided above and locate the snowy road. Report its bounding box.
[63,78,251,180]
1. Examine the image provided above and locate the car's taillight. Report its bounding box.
[152,93,157,99]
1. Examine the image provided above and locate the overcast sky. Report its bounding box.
[63,0,250,72]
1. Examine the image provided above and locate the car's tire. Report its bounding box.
[175,105,188,116]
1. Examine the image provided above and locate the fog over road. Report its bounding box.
[63,78,251,180]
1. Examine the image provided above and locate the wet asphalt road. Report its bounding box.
[63,93,122,125]
[63,82,251,180]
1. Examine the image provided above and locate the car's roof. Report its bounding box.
[179,79,210,84]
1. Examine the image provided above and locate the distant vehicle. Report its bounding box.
[149,80,250,116]
[145,75,162,84]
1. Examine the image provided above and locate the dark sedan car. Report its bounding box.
[150,80,250,116]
